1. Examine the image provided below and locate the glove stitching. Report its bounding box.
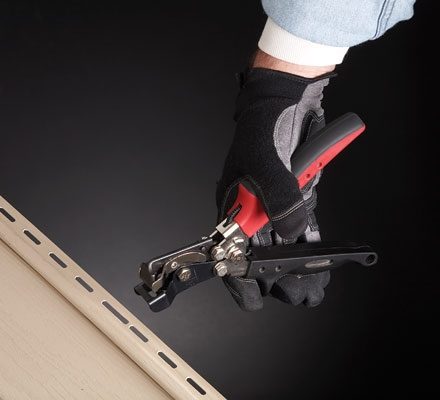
[304,189,317,210]
[223,280,242,298]
[275,273,310,281]
[236,276,259,284]
[276,273,291,281]
[257,229,269,246]
[272,199,304,221]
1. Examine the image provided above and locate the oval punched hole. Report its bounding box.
[305,259,333,269]
[75,276,94,292]
[158,352,177,369]
[0,208,15,222]
[129,326,148,343]
[275,266,282,272]
[49,253,67,268]
[259,266,265,273]
[102,301,128,324]
[187,378,206,396]
[23,230,41,245]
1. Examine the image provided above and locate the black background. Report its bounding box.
[0,1,437,399]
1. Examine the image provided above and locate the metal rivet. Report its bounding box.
[211,245,226,261]
[177,267,192,282]
[213,262,228,277]
[170,261,179,269]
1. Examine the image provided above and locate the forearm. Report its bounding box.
[252,49,335,78]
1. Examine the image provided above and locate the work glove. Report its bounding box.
[216,68,332,311]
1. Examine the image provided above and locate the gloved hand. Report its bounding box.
[216,68,332,311]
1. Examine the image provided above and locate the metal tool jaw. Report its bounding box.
[135,217,250,312]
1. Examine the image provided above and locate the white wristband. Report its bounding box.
[258,18,349,66]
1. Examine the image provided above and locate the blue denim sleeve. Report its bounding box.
[261,0,416,47]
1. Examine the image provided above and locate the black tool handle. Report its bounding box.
[246,241,377,294]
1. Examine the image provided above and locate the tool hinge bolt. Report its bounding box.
[213,262,228,277]
[211,245,226,261]
[177,267,192,282]
[226,245,244,262]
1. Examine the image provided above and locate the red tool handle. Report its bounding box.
[229,113,366,237]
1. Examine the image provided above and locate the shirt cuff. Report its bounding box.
[258,18,349,66]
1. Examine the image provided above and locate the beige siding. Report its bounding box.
[0,196,224,400]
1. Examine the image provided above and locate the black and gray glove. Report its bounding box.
[216,68,332,311]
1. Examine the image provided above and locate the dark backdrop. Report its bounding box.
[0,1,437,399]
